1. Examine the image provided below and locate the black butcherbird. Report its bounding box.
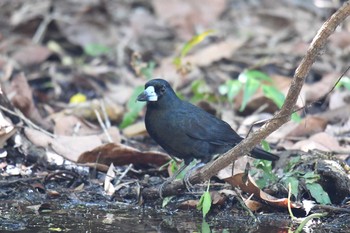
[137,79,279,194]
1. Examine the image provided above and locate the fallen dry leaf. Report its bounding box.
[24,127,103,163]
[10,73,53,131]
[122,121,147,137]
[78,143,170,167]
[62,99,124,123]
[244,199,264,212]
[185,38,246,67]
[290,132,349,152]
[178,199,199,209]
[53,1,118,47]
[10,0,50,26]
[329,31,350,49]
[329,89,350,110]
[53,114,101,136]
[152,0,227,39]
[0,110,16,147]
[104,163,116,196]
[217,164,300,209]
[303,73,341,102]
[287,116,328,137]
[52,113,121,143]
[12,44,53,66]
[211,191,227,205]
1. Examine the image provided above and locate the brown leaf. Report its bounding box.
[287,116,328,137]
[24,127,103,163]
[330,31,350,49]
[244,199,263,212]
[10,73,53,131]
[62,99,124,123]
[303,73,341,102]
[10,0,50,26]
[53,114,101,136]
[53,1,118,47]
[185,38,246,67]
[152,0,227,39]
[227,173,299,208]
[0,111,16,147]
[210,191,227,205]
[217,165,300,209]
[178,199,199,209]
[12,44,52,66]
[291,132,349,152]
[78,143,170,167]
[122,122,147,137]
[329,90,350,110]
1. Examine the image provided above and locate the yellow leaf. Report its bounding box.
[69,93,87,104]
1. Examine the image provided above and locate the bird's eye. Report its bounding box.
[160,86,166,93]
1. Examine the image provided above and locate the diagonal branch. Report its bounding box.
[193,1,350,182]
[142,1,350,199]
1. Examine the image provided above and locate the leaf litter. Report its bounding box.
[0,0,349,232]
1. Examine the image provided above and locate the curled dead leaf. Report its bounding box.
[217,164,300,209]
[78,143,170,167]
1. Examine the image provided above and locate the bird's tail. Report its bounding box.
[250,147,279,161]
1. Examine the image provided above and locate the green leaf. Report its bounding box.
[172,160,197,180]
[284,155,301,172]
[291,112,302,122]
[255,160,277,188]
[162,196,174,208]
[181,30,215,58]
[201,219,211,233]
[190,79,216,103]
[239,70,272,83]
[84,43,110,57]
[119,86,146,129]
[173,30,215,69]
[336,76,350,90]
[295,212,328,233]
[261,140,271,151]
[219,80,242,102]
[303,172,320,183]
[239,76,260,111]
[306,183,331,204]
[262,85,285,108]
[197,191,212,218]
[140,61,155,80]
[262,85,302,122]
[284,177,299,198]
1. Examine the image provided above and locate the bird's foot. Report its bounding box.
[158,177,175,199]
[158,164,187,198]
[183,162,205,192]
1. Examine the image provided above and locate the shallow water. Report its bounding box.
[0,203,289,233]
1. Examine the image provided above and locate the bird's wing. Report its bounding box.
[181,104,242,146]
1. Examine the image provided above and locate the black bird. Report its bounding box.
[137,79,279,191]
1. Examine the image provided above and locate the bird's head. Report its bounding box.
[137,79,175,104]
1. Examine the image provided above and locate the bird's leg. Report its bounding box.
[159,163,187,198]
[183,162,205,192]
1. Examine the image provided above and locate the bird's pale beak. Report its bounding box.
[137,86,158,102]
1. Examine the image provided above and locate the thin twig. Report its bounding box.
[0,105,55,138]
[114,164,133,186]
[99,100,111,128]
[94,109,112,142]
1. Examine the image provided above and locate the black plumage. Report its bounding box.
[137,79,279,166]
